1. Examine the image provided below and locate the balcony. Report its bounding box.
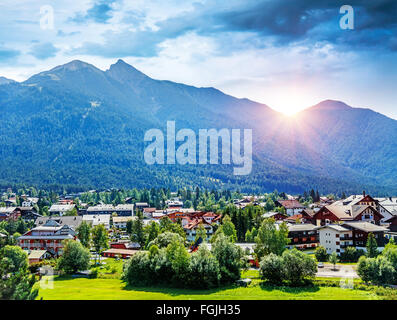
[291,236,318,245]
[340,236,353,240]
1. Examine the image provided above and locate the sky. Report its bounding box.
[0,0,396,117]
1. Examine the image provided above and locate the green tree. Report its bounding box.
[366,233,379,258]
[195,223,207,242]
[131,212,145,247]
[211,215,237,243]
[92,224,109,262]
[255,218,289,259]
[0,245,38,300]
[126,219,133,235]
[76,221,91,248]
[166,239,191,286]
[259,253,284,284]
[340,246,361,263]
[144,221,160,249]
[183,200,192,208]
[160,217,186,239]
[64,207,78,216]
[188,245,220,289]
[147,232,185,249]
[57,240,90,274]
[211,233,243,284]
[314,246,329,262]
[357,255,395,285]
[16,219,27,235]
[282,248,317,286]
[329,252,338,270]
[245,230,252,242]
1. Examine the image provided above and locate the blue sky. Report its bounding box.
[0,0,396,117]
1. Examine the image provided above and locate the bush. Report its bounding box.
[166,239,191,286]
[28,259,58,273]
[259,253,284,284]
[211,234,243,284]
[57,240,90,274]
[147,232,184,249]
[187,246,220,289]
[122,251,153,286]
[340,246,364,263]
[357,255,396,285]
[314,246,328,262]
[89,268,99,279]
[282,249,317,286]
[123,234,243,289]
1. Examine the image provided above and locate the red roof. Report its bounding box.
[203,212,217,217]
[277,200,304,209]
[184,218,212,230]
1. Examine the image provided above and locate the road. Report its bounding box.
[316,264,358,278]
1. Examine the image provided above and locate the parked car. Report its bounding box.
[318,262,324,268]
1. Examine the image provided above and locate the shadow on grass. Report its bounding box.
[122,283,237,297]
[259,281,321,294]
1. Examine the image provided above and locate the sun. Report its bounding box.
[267,90,312,117]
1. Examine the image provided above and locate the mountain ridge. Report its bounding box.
[0,59,396,195]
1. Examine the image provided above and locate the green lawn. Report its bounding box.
[33,260,380,300]
[35,276,378,300]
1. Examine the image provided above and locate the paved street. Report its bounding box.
[316,264,358,278]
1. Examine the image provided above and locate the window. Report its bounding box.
[336,234,339,238]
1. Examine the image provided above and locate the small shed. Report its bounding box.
[28,250,50,264]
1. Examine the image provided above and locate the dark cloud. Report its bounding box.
[73,0,397,58]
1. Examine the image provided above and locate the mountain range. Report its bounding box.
[0,59,396,195]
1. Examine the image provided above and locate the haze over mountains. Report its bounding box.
[0,59,396,195]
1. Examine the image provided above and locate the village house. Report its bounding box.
[341,221,388,249]
[83,214,111,229]
[86,204,134,216]
[4,198,17,207]
[312,193,385,226]
[286,223,319,250]
[375,197,397,217]
[102,248,138,259]
[234,196,257,209]
[112,216,136,229]
[21,197,39,207]
[284,208,317,224]
[18,220,77,257]
[316,224,354,255]
[58,199,74,205]
[319,196,335,205]
[184,219,214,242]
[35,216,83,230]
[135,202,149,211]
[142,207,157,218]
[166,198,183,209]
[201,212,219,224]
[262,211,287,221]
[275,200,304,216]
[385,215,397,232]
[109,240,139,250]
[49,204,76,216]
[0,207,21,221]
[18,206,41,222]
[27,250,51,264]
